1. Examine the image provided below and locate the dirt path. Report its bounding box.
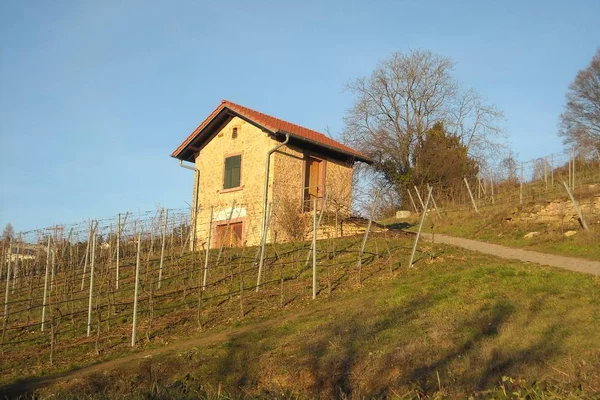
[421,233,600,275]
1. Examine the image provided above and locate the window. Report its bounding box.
[223,155,241,189]
[232,127,238,139]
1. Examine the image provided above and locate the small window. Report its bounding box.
[224,155,241,189]
[232,127,238,139]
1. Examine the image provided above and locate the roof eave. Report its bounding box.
[279,130,373,164]
[171,104,373,165]
[171,107,278,161]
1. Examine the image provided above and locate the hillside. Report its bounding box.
[432,192,600,261]
[2,233,599,399]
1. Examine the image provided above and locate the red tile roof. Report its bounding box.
[171,100,370,162]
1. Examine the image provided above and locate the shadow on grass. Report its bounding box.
[0,284,572,399]
[386,222,413,230]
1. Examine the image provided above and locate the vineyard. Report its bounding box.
[0,202,413,386]
[1,148,599,395]
[404,148,600,218]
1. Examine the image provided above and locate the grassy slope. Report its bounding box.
[388,200,600,261]
[21,239,600,399]
[437,207,600,261]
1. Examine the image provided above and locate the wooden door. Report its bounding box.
[308,158,320,198]
[304,157,322,211]
[215,222,243,248]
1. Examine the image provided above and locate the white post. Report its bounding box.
[131,233,141,347]
[191,170,199,252]
[81,221,92,291]
[562,181,589,231]
[356,192,379,282]
[216,200,237,266]
[414,185,425,211]
[302,193,330,270]
[41,237,51,332]
[520,162,524,205]
[50,249,55,292]
[427,184,441,218]
[312,198,317,300]
[597,150,600,179]
[544,157,548,191]
[463,177,479,213]
[490,175,495,205]
[406,189,419,213]
[86,232,96,337]
[158,208,168,289]
[572,148,576,192]
[11,237,19,294]
[256,202,273,292]
[202,206,213,291]
[551,153,554,187]
[568,154,572,189]
[116,213,120,290]
[3,239,12,322]
[408,187,433,268]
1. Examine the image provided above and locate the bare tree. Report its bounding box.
[2,223,14,243]
[500,150,519,184]
[343,49,505,203]
[559,48,600,152]
[449,89,505,164]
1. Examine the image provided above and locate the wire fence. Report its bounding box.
[409,148,600,219]
[0,190,412,378]
[2,148,597,379]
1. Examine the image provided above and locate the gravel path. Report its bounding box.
[421,233,600,275]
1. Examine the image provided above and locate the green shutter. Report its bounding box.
[224,155,241,189]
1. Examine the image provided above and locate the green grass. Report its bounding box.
[7,235,600,399]
[433,206,600,260]
[387,200,600,260]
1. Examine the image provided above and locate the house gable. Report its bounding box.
[172,100,372,165]
[176,100,366,249]
[192,115,277,247]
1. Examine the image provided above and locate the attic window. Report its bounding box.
[232,127,238,139]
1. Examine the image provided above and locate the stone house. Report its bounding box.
[171,100,371,249]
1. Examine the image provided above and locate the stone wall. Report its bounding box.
[510,194,600,228]
[271,144,354,242]
[191,118,357,249]
[193,116,275,248]
[271,144,354,210]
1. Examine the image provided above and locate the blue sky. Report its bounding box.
[1,0,598,232]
